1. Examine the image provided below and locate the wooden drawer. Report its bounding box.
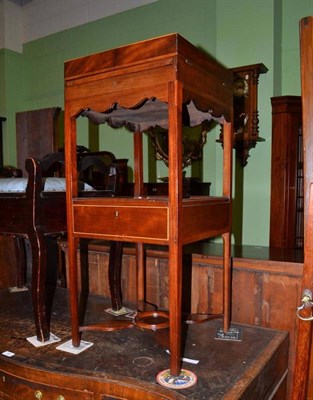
[0,357,184,400]
[0,371,93,400]
[73,204,169,242]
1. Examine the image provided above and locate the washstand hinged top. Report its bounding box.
[64,33,233,386]
[64,33,233,121]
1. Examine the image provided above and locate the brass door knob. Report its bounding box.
[57,396,65,400]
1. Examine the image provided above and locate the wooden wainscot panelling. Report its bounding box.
[61,241,302,398]
[191,253,302,397]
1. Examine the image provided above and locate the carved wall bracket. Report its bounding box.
[218,63,268,166]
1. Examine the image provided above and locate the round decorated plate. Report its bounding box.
[156,369,197,389]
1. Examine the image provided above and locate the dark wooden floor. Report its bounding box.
[0,288,288,399]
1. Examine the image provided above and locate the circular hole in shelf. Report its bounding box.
[134,311,169,331]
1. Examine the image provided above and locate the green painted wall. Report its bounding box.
[0,0,311,246]
[0,48,24,166]
[0,50,4,114]
[282,0,313,93]
[216,0,275,246]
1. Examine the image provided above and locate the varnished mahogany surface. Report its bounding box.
[64,34,232,119]
[72,196,230,245]
[0,288,288,399]
[290,16,313,400]
[64,33,233,376]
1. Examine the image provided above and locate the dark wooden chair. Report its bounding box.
[0,166,26,289]
[77,150,129,194]
[0,151,127,342]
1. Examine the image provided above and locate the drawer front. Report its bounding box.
[100,381,183,400]
[73,204,168,242]
[0,372,93,400]
[182,201,230,242]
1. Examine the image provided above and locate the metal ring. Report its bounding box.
[296,306,313,321]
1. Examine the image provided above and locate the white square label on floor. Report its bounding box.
[215,327,242,341]
[56,339,93,354]
[27,333,61,347]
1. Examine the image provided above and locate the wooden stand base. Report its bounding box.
[0,288,288,399]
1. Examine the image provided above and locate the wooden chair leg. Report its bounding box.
[12,236,27,288]
[77,240,124,320]
[29,228,50,342]
[78,238,89,326]
[108,241,123,311]
[79,238,89,296]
